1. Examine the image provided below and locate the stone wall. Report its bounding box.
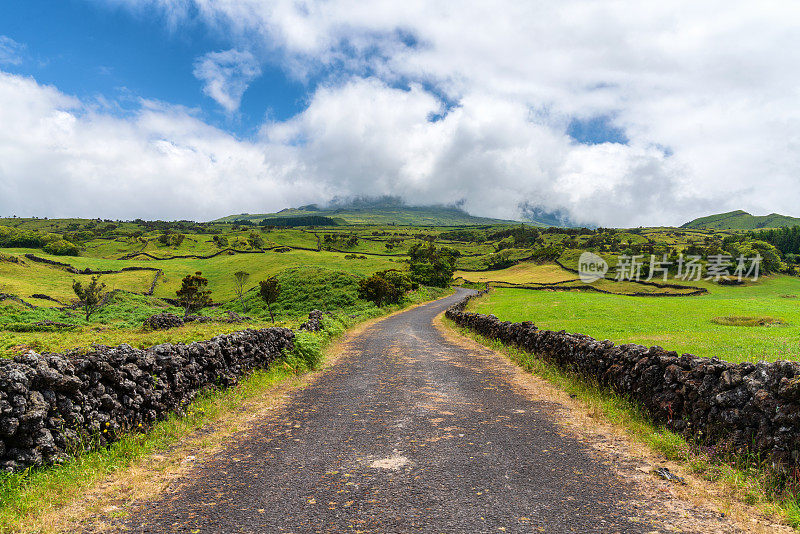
[446,293,800,466]
[0,327,293,472]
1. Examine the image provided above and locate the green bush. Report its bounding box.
[358,269,414,306]
[43,239,80,256]
[408,243,458,287]
[236,267,368,319]
[287,330,323,370]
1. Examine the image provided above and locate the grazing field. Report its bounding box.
[1,214,799,364]
[455,261,703,295]
[467,275,800,363]
[454,262,578,284]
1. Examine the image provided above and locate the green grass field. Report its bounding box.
[467,275,800,363]
[455,263,578,284]
[1,215,798,366]
[4,212,800,529]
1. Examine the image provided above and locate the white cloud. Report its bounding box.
[0,72,314,220]
[8,1,800,225]
[0,36,24,66]
[174,0,800,224]
[193,49,261,112]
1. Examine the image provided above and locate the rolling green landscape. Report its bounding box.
[4,204,800,530]
[2,205,800,364]
[6,5,800,531]
[682,210,800,230]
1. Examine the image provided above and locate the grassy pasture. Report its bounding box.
[455,262,578,284]
[1,248,400,302]
[0,252,440,358]
[455,260,701,295]
[0,258,155,305]
[1,217,797,366]
[467,275,800,363]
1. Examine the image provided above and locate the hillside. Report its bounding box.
[681,210,800,230]
[215,199,534,227]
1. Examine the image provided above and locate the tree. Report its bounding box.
[176,271,213,317]
[44,239,80,256]
[358,274,394,306]
[233,270,250,312]
[248,231,264,249]
[72,275,106,321]
[158,231,184,247]
[259,277,281,322]
[407,244,457,288]
[358,270,411,306]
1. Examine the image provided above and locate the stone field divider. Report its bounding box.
[446,291,800,466]
[0,327,294,472]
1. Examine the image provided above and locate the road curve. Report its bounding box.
[120,289,725,533]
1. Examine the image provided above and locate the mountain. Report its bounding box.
[681,210,800,230]
[215,197,557,226]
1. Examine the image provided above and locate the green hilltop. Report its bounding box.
[681,210,800,230]
[215,199,535,227]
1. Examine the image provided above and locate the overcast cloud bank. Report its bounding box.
[2,1,799,225]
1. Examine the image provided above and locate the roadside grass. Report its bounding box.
[442,316,800,529]
[467,277,800,363]
[0,286,449,532]
[0,362,296,533]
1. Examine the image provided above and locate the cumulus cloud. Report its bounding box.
[193,49,261,112]
[0,72,315,219]
[0,36,24,66]
[7,1,800,225]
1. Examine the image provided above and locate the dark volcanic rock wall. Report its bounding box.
[446,293,800,466]
[0,327,293,472]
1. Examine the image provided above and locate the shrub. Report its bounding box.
[248,231,264,249]
[176,272,212,316]
[72,275,106,321]
[287,330,323,370]
[486,250,515,269]
[259,277,281,322]
[43,239,80,256]
[357,269,412,306]
[158,232,185,247]
[358,274,395,306]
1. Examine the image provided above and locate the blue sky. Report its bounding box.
[0,0,625,143]
[0,1,796,225]
[0,0,307,137]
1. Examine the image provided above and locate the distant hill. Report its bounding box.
[681,210,800,230]
[215,197,557,227]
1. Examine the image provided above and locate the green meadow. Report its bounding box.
[467,275,800,363]
[1,214,799,366]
